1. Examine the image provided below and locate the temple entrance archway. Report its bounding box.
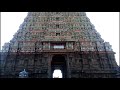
[51,55,67,78]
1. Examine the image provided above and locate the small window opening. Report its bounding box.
[56,17,60,21]
[56,33,60,36]
[56,24,59,28]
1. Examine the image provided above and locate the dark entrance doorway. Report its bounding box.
[51,55,67,78]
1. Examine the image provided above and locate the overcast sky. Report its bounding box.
[1,12,119,66]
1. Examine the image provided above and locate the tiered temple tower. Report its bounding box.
[0,12,118,78]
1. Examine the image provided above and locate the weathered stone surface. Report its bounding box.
[0,12,119,78]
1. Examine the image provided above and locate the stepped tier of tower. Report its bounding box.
[2,12,113,53]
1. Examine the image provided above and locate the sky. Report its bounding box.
[1,12,119,66]
[53,69,62,78]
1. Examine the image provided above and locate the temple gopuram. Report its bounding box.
[0,12,119,78]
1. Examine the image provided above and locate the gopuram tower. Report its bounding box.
[0,12,118,78]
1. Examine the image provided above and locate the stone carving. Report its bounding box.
[1,12,118,78]
[43,42,50,50]
[67,42,73,49]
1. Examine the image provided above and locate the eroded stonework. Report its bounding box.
[0,12,119,78]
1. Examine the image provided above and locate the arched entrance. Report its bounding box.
[51,55,67,78]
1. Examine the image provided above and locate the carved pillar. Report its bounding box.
[48,53,52,78]
[67,53,72,78]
